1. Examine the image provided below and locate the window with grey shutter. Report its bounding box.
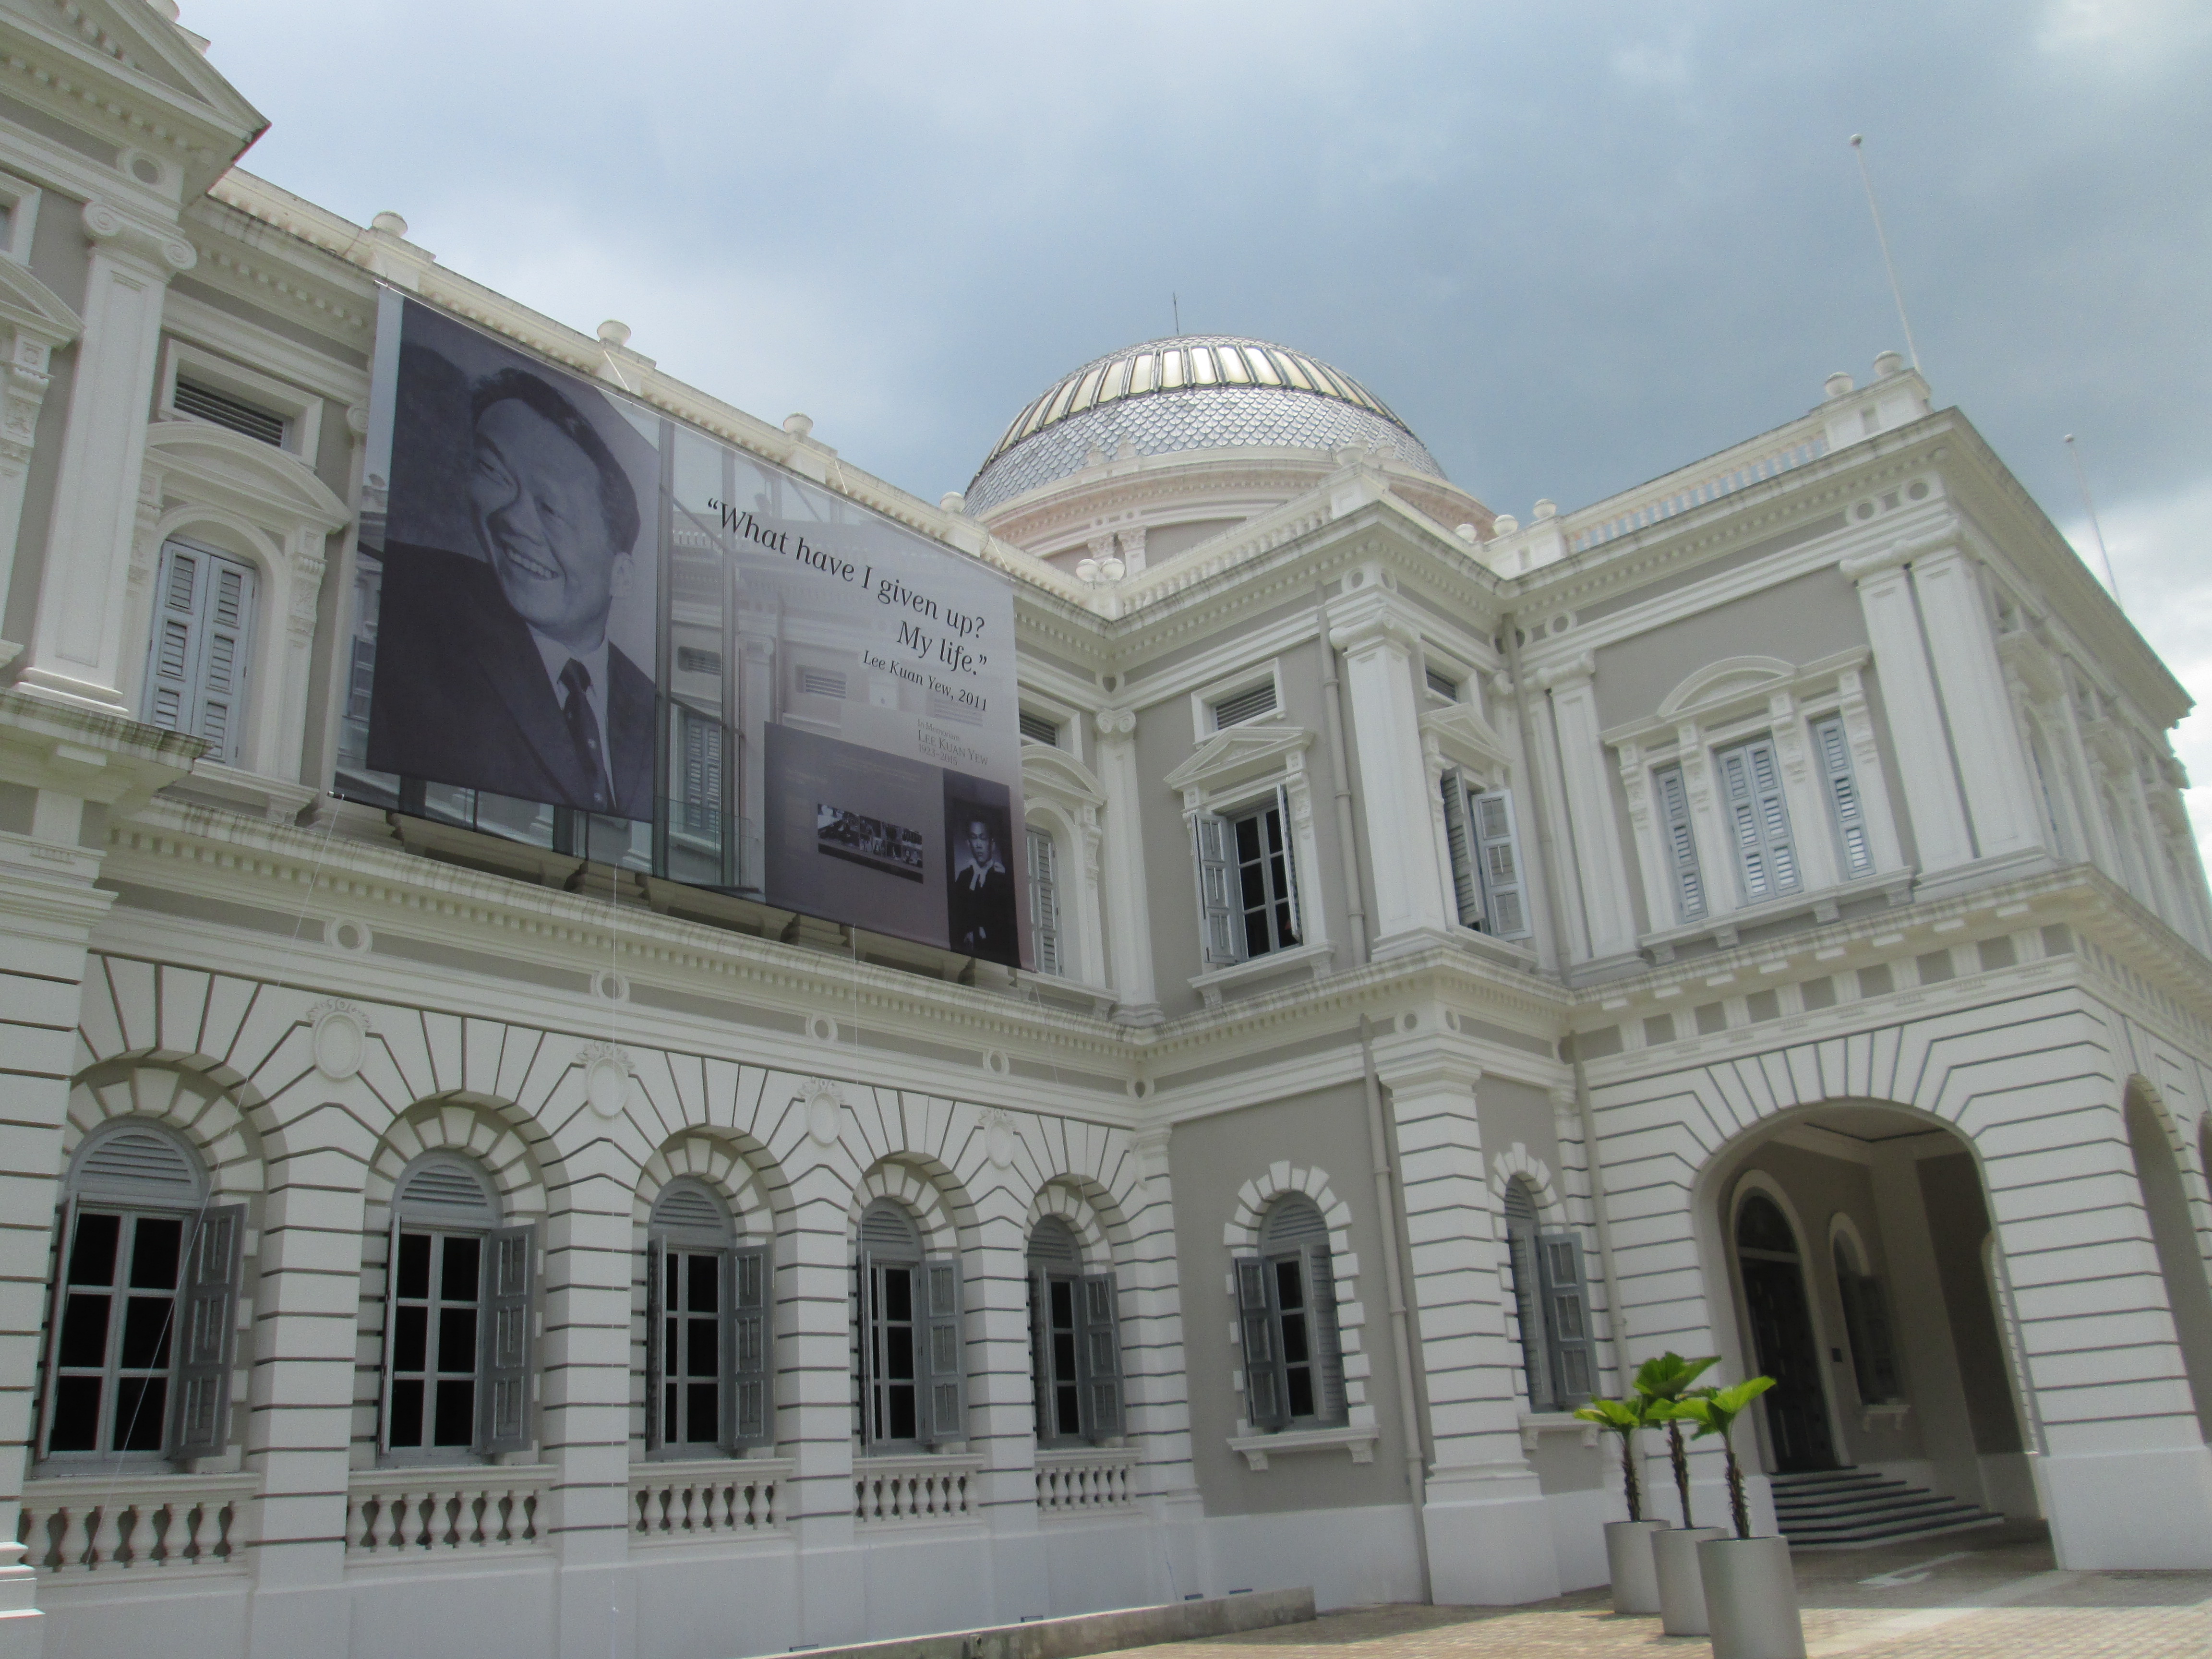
[1198,797,1301,964]
[858,1201,926,1448]
[676,706,725,841]
[1210,680,1277,729]
[1834,1240,1902,1404]
[645,1233,668,1451]
[1233,1256,1285,1430]
[1019,709,1061,746]
[166,1204,243,1459]
[1029,1217,1082,1443]
[1811,716,1874,879]
[1193,813,1238,964]
[647,1180,750,1455]
[1078,1274,1123,1441]
[1244,1195,1347,1431]
[1027,826,1062,976]
[1502,1180,1552,1411]
[919,1255,964,1445]
[1441,772,1484,927]
[1717,737,1799,902]
[1471,789,1531,939]
[1535,1231,1594,1407]
[1655,765,1707,921]
[1272,783,1303,943]
[730,1243,772,1447]
[478,1225,534,1453]
[142,541,257,766]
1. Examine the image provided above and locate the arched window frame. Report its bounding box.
[1234,1193,1348,1431]
[38,1118,242,1469]
[1026,1214,1123,1446]
[378,1151,533,1465]
[854,1198,964,1451]
[1500,1177,1595,1413]
[645,1176,772,1456]
[1828,1216,1902,1406]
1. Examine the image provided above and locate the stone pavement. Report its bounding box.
[1109,1528,2211,1658]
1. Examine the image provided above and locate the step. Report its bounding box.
[1787,1514,2007,1552]
[1784,1501,1990,1537]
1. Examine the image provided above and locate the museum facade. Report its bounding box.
[0,5,2210,1659]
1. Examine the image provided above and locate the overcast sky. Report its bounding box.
[184,0,2212,842]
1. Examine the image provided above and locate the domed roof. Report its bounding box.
[965,334,1444,516]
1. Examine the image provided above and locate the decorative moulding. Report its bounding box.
[580,1043,632,1119]
[982,1109,1016,1169]
[1163,723,1313,802]
[804,1078,845,1146]
[1226,1424,1377,1471]
[309,999,368,1081]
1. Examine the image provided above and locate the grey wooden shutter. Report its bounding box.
[1273,784,1302,943]
[1234,1257,1286,1430]
[1473,789,1531,939]
[1503,1183,1553,1411]
[1028,1265,1051,1437]
[1535,1231,1594,1406]
[1304,1244,1348,1426]
[1655,765,1707,921]
[1813,716,1874,878]
[477,1224,533,1453]
[165,1203,243,1459]
[377,1213,405,1454]
[729,1243,772,1447]
[1077,1272,1123,1442]
[644,1233,667,1452]
[1027,827,1061,976]
[1441,772,1484,926]
[1193,813,1239,963]
[1719,738,1799,901]
[36,1199,72,1459]
[143,543,256,765]
[919,1253,964,1445]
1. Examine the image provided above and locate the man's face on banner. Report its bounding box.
[470,397,630,649]
[966,819,996,871]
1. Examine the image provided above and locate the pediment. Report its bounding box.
[1021,744,1105,807]
[1656,655,1796,718]
[1419,702,1512,775]
[0,257,80,345]
[143,420,349,534]
[1163,722,1313,796]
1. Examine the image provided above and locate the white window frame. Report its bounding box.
[1714,733,1801,904]
[1189,661,1286,743]
[1438,769,1532,940]
[141,538,258,767]
[157,338,324,462]
[1192,783,1305,967]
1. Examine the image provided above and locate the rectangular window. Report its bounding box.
[172,377,288,447]
[1194,789,1302,965]
[1232,1246,1346,1431]
[1210,680,1277,730]
[1019,709,1061,746]
[380,1223,533,1457]
[142,542,256,767]
[1654,764,1707,921]
[796,665,846,699]
[1716,736,1799,902]
[1439,774,1531,939]
[1534,1231,1595,1406]
[1425,666,1460,701]
[1026,825,1061,976]
[859,1251,964,1448]
[1030,1268,1122,1445]
[647,1236,771,1454]
[1811,715,1875,878]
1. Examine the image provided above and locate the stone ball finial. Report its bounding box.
[1491,514,1520,537]
[939,492,966,515]
[1825,371,1855,399]
[1455,523,1478,543]
[1874,349,1905,378]
[371,211,409,237]
[1533,499,1558,520]
[784,413,814,440]
[598,319,633,349]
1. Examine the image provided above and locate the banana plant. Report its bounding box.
[1572,1395,1653,1522]
[1633,1351,1720,1529]
[1665,1378,1776,1540]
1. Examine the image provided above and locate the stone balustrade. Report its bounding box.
[345,1466,555,1555]
[630,1458,792,1543]
[19,1472,255,1575]
[1034,1446,1141,1513]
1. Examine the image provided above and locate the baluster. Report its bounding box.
[88,1504,125,1571]
[55,1504,92,1573]
[125,1502,160,1566]
[704,1483,726,1533]
[678,1482,699,1535]
[650,1485,671,1536]
[396,1491,423,1551]
[174,1500,203,1564]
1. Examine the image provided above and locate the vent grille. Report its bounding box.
[652,1181,730,1236]
[76,1126,199,1197]
[1425,667,1460,700]
[676,646,722,675]
[174,378,287,447]
[797,666,846,699]
[395,1155,496,1224]
[1503,1178,1538,1228]
[1211,681,1277,729]
[859,1199,920,1257]
[1259,1192,1328,1249]
[1019,710,1060,746]
[1025,1215,1081,1267]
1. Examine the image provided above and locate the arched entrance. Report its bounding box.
[1731,1189,1837,1472]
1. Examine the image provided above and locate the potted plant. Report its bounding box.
[1635,1353,1727,1636]
[1674,1378,1806,1659]
[1573,1394,1669,1615]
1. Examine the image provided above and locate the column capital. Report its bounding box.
[1094,706,1137,741]
[1532,650,1596,692]
[1326,586,1419,656]
[81,200,194,277]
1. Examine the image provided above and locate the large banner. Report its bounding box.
[339,291,1029,967]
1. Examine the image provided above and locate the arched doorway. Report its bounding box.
[1732,1189,1837,1472]
[2124,1089,2212,1439]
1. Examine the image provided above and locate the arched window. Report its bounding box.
[856,1200,964,1449]
[646,1178,771,1455]
[1027,1214,1122,1445]
[1831,1232,1901,1404]
[1501,1179,1595,1412]
[379,1153,532,1461]
[1233,1194,1346,1431]
[40,1120,241,1466]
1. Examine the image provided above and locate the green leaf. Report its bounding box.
[1572,1396,1647,1434]
[1632,1352,1721,1403]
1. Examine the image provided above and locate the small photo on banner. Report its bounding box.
[943,773,1018,962]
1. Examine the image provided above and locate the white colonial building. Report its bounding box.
[0,5,2209,1659]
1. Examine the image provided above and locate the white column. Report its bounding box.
[1910,539,2043,862]
[1836,666,1907,876]
[1127,1129,1202,1592]
[0,277,80,662]
[1840,542,1975,874]
[15,202,194,712]
[1330,587,1454,954]
[1093,708,1160,1024]
[1540,657,1638,962]
[1380,1046,1558,1604]
[785,1148,865,1649]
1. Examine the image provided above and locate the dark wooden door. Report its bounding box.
[1741,1256,1837,1472]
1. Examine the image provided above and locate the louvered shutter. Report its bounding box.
[1535,1231,1594,1406]
[1028,1266,1052,1437]
[1303,1244,1347,1426]
[165,1203,244,1459]
[644,1233,668,1451]
[1193,814,1238,964]
[680,709,723,837]
[1719,738,1799,901]
[1814,716,1874,878]
[1077,1272,1123,1442]
[1654,765,1707,921]
[918,1254,964,1445]
[377,1213,405,1454]
[1027,826,1061,976]
[145,547,201,735]
[1503,1183,1552,1411]
[1472,789,1531,939]
[143,543,256,766]
[1233,1257,1286,1430]
[1273,784,1302,943]
[1441,772,1484,926]
[729,1243,772,1447]
[35,1199,72,1459]
[477,1225,534,1453]
[1856,1275,1901,1402]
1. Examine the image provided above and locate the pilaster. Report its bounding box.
[1093,708,1160,1023]
[1909,538,2043,862]
[1840,541,1974,874]
[1539,655,1638,963]
[0,260,81,667]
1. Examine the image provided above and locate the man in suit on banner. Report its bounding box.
[370,367,655,818]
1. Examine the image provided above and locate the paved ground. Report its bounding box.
[1119,1528,2212,1657]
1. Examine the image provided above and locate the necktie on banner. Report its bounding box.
[558,657,611,813]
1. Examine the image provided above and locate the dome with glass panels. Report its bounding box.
[965,335,1444,517]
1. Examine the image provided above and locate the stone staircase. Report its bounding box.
[1770,1468,2005,1550]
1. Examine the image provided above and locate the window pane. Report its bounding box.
[441,1236,481,1303]
[1285,1363,1315,1419]
[433,1378,475,1445]
[885,1325,914,1382]
[394,1304,427,1372]
[68,1214,119,1286]
[57,1293,110,1369]
[48,1375,101,1452]
[127,1216,182,1291]
[687,1382,718,1438]
[685,1315,717,1377]
[883,1267,912,1323]
[686,1253,719,1313]
[1274,1257,1304,1311]
[438,1306,477,1370]
[120,1296,173,1370]
[389,1379,424,1447]
[396,1232,432,1300]
[1055,1382,1082,1436]
[114,1376,166,1452]
[887,1386,916,1442]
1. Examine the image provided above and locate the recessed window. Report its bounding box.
[1653,764,1706,922]
[1234,1195,1346,1431]
[1811,716,1874,879]
[1019,709,1061,746]
[1210,681,1277,730]
[1026,825,1062,976]
[856,1201,965,1449]
[1716,736,1799,902]
[1501,1180,1594,1411]
[1425,667,1460,701]
[1193,789,1302,965]
[142,541,256,767]
[172,377,289,447]
[1026,1216,1122,1446]
[1439,772,1531,939]
[647,1179,771,1455]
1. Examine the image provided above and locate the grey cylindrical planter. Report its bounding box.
[1603,1518,1671,1615]
[1653,1524,1726,1635]
[1698,1534,1806,1659]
